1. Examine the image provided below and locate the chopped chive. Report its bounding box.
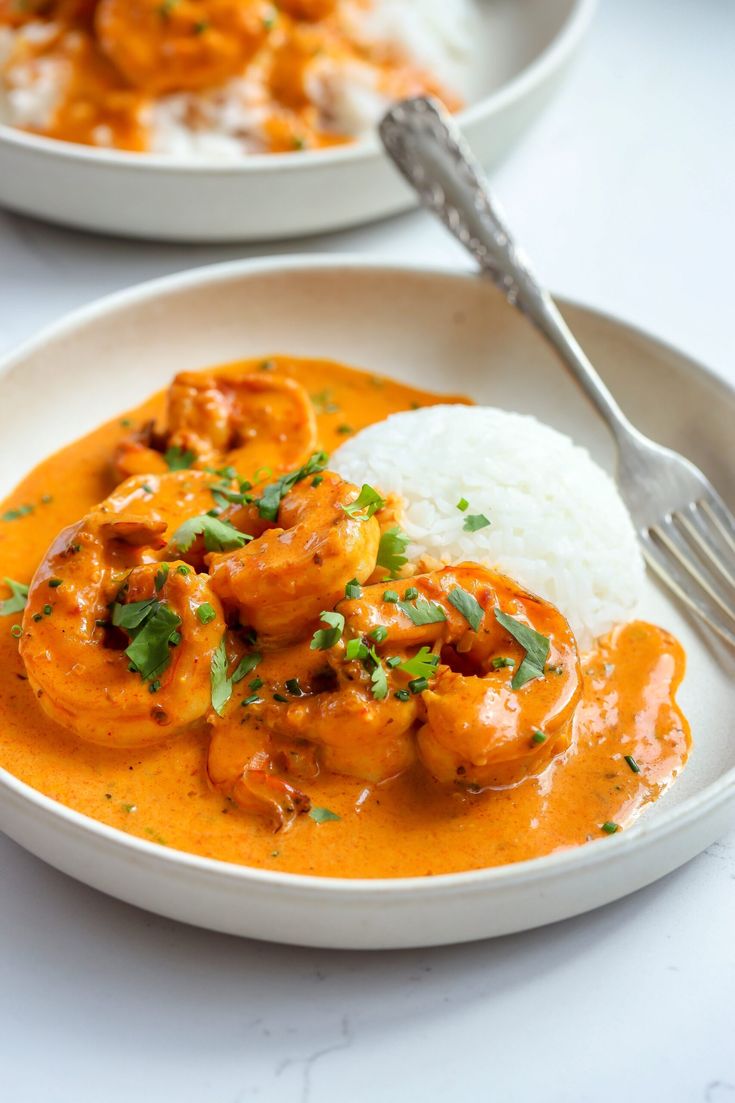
[394,689,411,702]
[312,475,324,487]
[249,676,263,691]
[32,613,42,623]
[10,624,22,638]
[345,638,368,661]
[48,578,62,589]
[176,565,191,576]
[242,694,263,707]
[404,586,418,601]
[43,604,52,616]
[196,602,217,625]
[344,578,362,600]
[369,626,388,643]
[336,424,353,435]
[491,656,515,670]
[273,692,288,703]
[624,755,641,774]
[386,656,401,669]
[285,677,303,697]
[601,821,619,835]
[383,589,399,603]
[531,730,546,745]
[456,497,469,512]
[408,676,429,695]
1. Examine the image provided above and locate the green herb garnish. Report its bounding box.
[491,656,515,670]
[383,589,399,603]
[231,652,262,684]
[624,755,641,774]
[310,610,345,651]
[408,676,429,695]
[601,821,620,835]
[112,599,182,682]
[345,638,368,661]
[341,484,385,520]
[256,451,329,522]
[344,578,362,600]
[2,504,34,522]
[377,526,410,578]
[456,497,469,512]
[367,647,388,700]
[394,689,411,702]
[463,513,491,532]
[285,677,303,696]
[397,595,447,627]
[0,578,29,617]
[154,563,169,592]
[171,513,250,553]
[309,806,341,824]
[196,602,217,625]
[447,586,483,632]
[532,730,547,745]
[164,445,196,471]
[210,637,232,716]
[494,609,550,690]
[398,646,439,680]
[369,625,388,643]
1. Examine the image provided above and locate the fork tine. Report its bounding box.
[640,531,735,648]
[700,493,735,553]
[651,519,735,621]
[674,504,735,594]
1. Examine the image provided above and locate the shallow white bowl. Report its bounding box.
[0,0,595,241]
[0,256,733,949]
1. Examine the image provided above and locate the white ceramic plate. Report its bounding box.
[1,256,733,950]
[0,0,595,241]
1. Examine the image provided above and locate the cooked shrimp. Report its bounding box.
[115,370,318,481]
[339,565,582,788]
[19,472,226,748]
[95,0,269,94]
[209,471,380,647]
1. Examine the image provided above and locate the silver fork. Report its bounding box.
[379,96,735,648]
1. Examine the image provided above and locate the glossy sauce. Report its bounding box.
[0,356,690,877]
[0,1,460,153]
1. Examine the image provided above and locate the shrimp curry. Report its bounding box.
[0,356,690,878]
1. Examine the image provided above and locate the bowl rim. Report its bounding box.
[1,250,732,900]
[0,0,596,174]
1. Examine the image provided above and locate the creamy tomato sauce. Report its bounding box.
[0,355,690,878]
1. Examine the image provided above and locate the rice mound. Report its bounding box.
[332,405,645,649]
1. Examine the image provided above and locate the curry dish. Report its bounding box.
[0,0,462,154]
[0,356,690,877]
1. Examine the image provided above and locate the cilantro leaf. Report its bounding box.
[171,514,251,553]
[341,484,385,520]
[124,603,182,681]
[377,525,409,578]
[111,597,159,631]
[256,451,329,522]
[309,806,341,824]
[494,608,550,690]
[397,595,447,626]
[367,645,388,700]
[164,445,196,471]
[463,513,491,532]
[310,610,345,651]
[447,586,484,632]
[231,651,262,684]
[398,646,440,680]
[210,636,232,717]
[0,577,29,617]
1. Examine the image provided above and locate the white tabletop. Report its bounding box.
[1,2,734,1100]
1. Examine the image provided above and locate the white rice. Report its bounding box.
[332,406,645,648]
[0,0,475,158]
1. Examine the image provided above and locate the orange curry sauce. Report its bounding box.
[0,356,690,877]
[0,1,461,153]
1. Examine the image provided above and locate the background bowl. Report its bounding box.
[0,0,595,241]
[1,255,733,950]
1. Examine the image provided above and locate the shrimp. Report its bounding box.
[115,370,318,482]
[19,471,226,748]
[95,0,270,94]
[208,471,380,647]
[339,565,582,789]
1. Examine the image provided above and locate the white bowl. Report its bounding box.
[0,0,596,241]
[1,255,733,950]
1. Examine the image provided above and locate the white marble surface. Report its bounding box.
[1,1,734,1100]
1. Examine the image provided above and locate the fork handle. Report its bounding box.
[379,97,635,443]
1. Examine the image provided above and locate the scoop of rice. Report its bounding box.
[332,405,645,649]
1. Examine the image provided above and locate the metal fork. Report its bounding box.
[379,96,735,648]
